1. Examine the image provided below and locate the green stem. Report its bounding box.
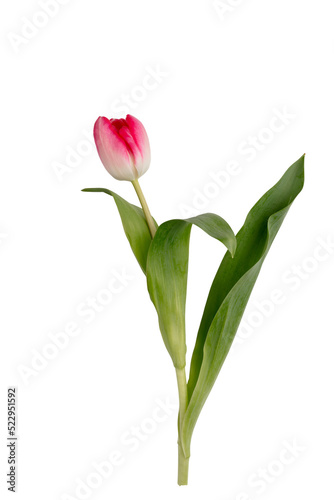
[178,443,189,485]
[131,179,156,238]
[176,367,188,425]
[176,367,189,485]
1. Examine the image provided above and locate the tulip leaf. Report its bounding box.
[181,155,305,457]
[82,188,158,274]
[146,214,237,369]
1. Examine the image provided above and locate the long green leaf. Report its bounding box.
[82,188,157,274]
[146,214,237,369]
[182,155,305,457]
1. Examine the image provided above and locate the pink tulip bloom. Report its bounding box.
[93,114,151,181]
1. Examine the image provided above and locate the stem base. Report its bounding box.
[178,444,189,486]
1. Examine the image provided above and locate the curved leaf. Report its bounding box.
[82,188,157,274]
[182,155,305,457]
[146,214,236,369]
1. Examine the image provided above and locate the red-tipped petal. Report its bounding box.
[93,117,137,181]
[125,114,151,177]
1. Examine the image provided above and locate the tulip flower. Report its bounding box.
[94,114,156,238]
[93,114,151,182]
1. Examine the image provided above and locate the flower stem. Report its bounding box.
[176,367,188,426]
[131,179,156,238]
[176,367,189,485]
[178,443,189,485]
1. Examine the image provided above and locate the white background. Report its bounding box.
[1,0,333,498]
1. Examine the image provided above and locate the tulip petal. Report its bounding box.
[118,125,141,167]
[94,117,137,181]
[125,114,151,177]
